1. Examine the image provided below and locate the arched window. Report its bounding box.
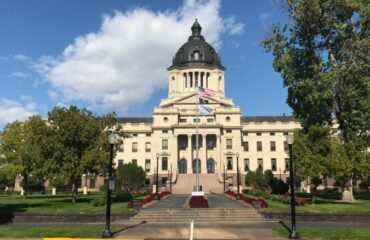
[194,51,200,61]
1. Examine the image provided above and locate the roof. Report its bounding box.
[241,116,298,123]
[168,19,225,70]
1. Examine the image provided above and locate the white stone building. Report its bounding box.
[114,20,301,193]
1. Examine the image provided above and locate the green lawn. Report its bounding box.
[0,226,119,238]
[0,193,133,214]
[275,227,370,240]
[248,191,370,214]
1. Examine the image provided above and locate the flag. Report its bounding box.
[198,87,215,98]
[198,105,213,115]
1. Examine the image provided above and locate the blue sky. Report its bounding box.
[0,0,291,129]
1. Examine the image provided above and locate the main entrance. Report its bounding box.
[178,158,187,174]
[207,158,215,173]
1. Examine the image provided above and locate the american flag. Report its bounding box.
[198,87,215,98]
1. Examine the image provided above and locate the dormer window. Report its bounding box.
[194,51,200,61]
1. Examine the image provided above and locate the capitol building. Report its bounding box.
[113,20,300,193]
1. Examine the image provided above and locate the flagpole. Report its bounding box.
[196,91,199,192]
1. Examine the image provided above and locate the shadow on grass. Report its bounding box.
[278,220,291,235]
[112,220,147,235]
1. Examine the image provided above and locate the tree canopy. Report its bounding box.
[262,0,369,201]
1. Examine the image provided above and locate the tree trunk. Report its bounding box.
[341,178,355,202]
[71,180,78,203]
[23,173,28,199]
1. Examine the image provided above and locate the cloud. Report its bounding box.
[0,98,38,125]
[12,54,29,61]
[10,71,31,78]
[36,0,244,112]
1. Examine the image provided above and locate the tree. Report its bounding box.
[115,163,146,196]
[0,116,50,198]
[46,106,119,203]
[262,0,369,201]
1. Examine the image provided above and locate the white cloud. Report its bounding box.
[37,0,244,112]
[12,54,29,61]
[0,98,38,125]
[10,71,31,78]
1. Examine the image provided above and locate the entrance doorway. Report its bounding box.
[207,158,215,173]
[192,159,201,173]
[178,158,187,174]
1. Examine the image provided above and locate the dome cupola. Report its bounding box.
[168,19,225,70]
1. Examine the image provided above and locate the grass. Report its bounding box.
[0,192,133,214]
[248,191,370,214]
[275,227,370,240]
[0,226,119,238]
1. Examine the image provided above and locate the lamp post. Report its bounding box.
[223,163,226,192]
[286,133,299,239]
[156,153,160,200]
[102,132,117,238]
[236,153,240,199]
[170,163,172,193]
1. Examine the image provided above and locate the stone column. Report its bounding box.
[218,135,222,172]
[202,134,207,173]
[188,134,192,173]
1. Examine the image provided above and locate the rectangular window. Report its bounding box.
[118,144,124,152]
[271,158,277,171]
[284,141,289,151]
[226,139,232,149]
[257,158,263,170]
[244,158,249,172]
[132,159,137,165]
[132,133,138,137]
[146,133,151,137]
[226,129,232,133]
[256,132,262,136]
[118,159,124,166]
[132,142,138,152]
[243,132,248,136]
[162,139,168,150]
[145,142,151,152]
[207,118,214,123]
[283,132,288,136]
[270,141,276,151]
[257,141,262,151]
[193,118,200,123]
[145,159,150,172]
[243,142,249,151]
[162,130,168,133]
[270,132,275,136]
[285,158,290,171]
[180,118,187,123]
[227,157,233,170]
[161,177,168,184]
[162,157,168,171]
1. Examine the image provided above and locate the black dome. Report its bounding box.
[168,19,225,70]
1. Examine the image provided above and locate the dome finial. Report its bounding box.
[191,19,202,36]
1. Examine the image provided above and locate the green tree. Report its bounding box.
[262,0,370,201]
[46,106,119,202]
[0,116,50,198]
[115,163,146,196]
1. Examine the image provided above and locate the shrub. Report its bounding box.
[115,191,132,202]
[91,197,106,206]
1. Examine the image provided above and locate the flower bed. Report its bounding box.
[270,194,311,206]
[225,190,268,208]
[189,196,209,208]
[128,191,171,208]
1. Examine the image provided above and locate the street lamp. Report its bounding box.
[236,153,240,199]
[286,133,299,239]
[102,132,117,238]
[156,153,160,200]
[223,163,226,192]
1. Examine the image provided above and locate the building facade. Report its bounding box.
[113,20,301,193]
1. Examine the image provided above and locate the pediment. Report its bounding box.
[160,93,233,108]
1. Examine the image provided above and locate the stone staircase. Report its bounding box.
[172,173,224,194]
[130,207,266,223]
[129,194,268,223]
